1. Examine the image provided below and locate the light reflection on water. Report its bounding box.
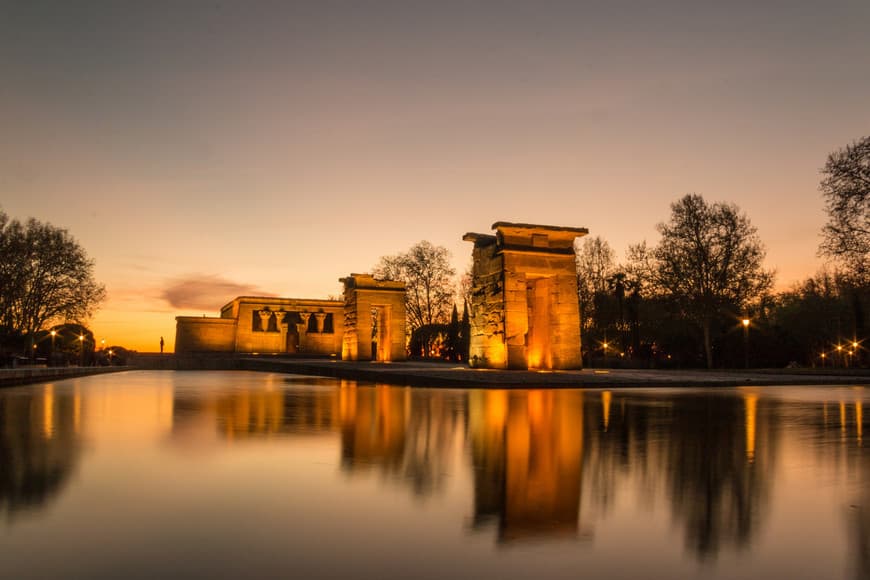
[0,371,867,579]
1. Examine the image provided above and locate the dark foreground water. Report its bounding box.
[1,371,867,579]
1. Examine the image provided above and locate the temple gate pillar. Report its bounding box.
[340,274,406,362]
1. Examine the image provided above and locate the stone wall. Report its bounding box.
[175,317,236,352]
[464,234,507,368]
[230,297,343,355]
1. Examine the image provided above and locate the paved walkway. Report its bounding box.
[235,357,870,388]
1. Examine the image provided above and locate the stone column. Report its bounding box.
[258,310,273,332]
[314,312,327,333]
[276,311,288,350]
[298,312,311,352]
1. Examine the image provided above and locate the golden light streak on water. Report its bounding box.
[42,385,54,439]
[840,400,847,438]
[73,385,81,435]
[602,391,611,432]
[744,393,758,463]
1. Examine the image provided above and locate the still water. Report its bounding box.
[0,371,867,579]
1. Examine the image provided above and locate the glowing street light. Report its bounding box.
[79,334,85,366]
[742,318,750,369]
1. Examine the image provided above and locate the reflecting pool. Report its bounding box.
[1,371,867,579]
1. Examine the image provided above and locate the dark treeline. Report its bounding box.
[579,136,870,369]
[579,247,868,369]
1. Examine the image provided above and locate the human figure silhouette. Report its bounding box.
[160,336,164,354]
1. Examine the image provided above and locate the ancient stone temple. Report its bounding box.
[463,222,587,370]
[175,274,406,362]
[340,274,406,362]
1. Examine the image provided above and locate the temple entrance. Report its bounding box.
[371,306,392,362]
[286,326,299,353]
[526,277,553,369]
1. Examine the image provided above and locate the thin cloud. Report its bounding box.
[162,274,275,310]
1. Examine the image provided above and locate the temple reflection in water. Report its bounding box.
[1,375,867,577]
[469,390,585,542]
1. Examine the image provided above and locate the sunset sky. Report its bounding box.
[2,0,869,352]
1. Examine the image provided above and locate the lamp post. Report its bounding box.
[820,352,826,368]
[742,318,750,369]
[79,334,85,366]
[50,330,56,364]
[837,344,843,368]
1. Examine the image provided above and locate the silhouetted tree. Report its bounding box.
[819,136,870,284]
[576,236,617,362]
[0,208,105,355]
[445,304,460,361]
[653,195,773,369]
[373,240,456,334]
[459,301,471,362]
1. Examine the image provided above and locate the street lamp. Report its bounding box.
[837,344,843,367]
[742,318,750,369]
[820,352,826,368]
[79,334,85,366]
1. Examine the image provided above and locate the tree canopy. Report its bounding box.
[0,208,105,350]
[653,194,773,368]
[373,240,456,334]
[819,135,870,284]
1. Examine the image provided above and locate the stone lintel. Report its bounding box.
[491,221,589,236]
[462,232,497,246]
[221,296,343,312]
[339,273,405,292]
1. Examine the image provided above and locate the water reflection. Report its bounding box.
[469,390,585,542]
[0,373,867,579]
[0,385,82,518]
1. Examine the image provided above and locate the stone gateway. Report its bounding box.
[463,222,587,370]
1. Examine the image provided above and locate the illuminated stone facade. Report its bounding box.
[464,222,587,370]
[175,274,406,361]
[175,296,344,356]
[340,274,407,362]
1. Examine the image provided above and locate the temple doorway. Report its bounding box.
[526,277,553,369]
